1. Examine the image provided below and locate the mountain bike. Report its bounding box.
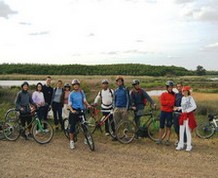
[134,108,166,142]
[3,108,54,144]
[108,109,136,144]
[196,113,218,139]
[63,110,95,151]
[86,107,116,137]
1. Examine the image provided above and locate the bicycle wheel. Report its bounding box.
[86,116,96,134]
[32,120,54,144]
[63,118,70,140]
[4,109,21,141]
[81,124,95,151]
[108,119,116,138]
[0,122,5,140]
[195,122,215,139]
[147,117,166,142]
[116,120,136,144]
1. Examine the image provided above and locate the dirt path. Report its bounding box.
[0,132,218,178]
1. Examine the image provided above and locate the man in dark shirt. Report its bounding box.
[174,82,186,145]
[42,76,53,120]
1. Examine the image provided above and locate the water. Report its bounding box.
[0,80,176,96]
[0,80,45,88]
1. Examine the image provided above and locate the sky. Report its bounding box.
[0,0,218,70]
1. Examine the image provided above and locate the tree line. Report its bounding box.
[0,63,216,76]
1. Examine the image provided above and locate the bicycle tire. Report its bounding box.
[32,120,54,144]
[195,122,215,139]
[147,117,166,142]
[115,120,136,144]
[82,124,95,151]
[86,116,96,134]
[63,118,70,140]
[0,122,5,140]
[108,119,116,139]
[4,109,21,141]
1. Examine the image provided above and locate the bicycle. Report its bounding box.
[133,108,166,142]
[87,106,136,144]
[3,108,54,144]
[196,113,218,139]
[63,110,95,151]
[86,107,116,138]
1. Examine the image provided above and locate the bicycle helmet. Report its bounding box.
[102,79,109,84]
[165,80,174,87]
[132,79,140,86]
[64,83,71,88]
[72,79,80,85]
[21,81,29,88]
[115,75,124,82]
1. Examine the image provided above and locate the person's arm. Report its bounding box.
[93,91,101,105]
[81,91,91,108]
[186,96,197,113]
[15,92,21,110]
[143,90,154,105]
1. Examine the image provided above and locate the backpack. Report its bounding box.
[131,89,147,106]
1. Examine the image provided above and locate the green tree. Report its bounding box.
[196,65,206,76]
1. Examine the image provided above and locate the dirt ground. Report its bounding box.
[0,131,218,178]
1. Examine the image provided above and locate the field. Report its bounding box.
[0,74,218,177]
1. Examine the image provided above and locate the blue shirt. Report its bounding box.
[114,86,129,108]
[68,90,85,110]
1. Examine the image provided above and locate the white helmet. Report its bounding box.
[102,79,109,84]
[72,79,80,85]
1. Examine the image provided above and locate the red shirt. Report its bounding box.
[160,92,175,112]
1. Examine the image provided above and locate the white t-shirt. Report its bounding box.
[179,96,197,113]
[94,89,114,109]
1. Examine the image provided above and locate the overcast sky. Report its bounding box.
[0,0,218,70]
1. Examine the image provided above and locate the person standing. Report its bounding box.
[173,82,187,145]
[113,76,131,135]
[42,76,53,121]
[32,82,46,121]
[93,79,114,136]
[62,83,71,120]
[131,79,156,138]
[157,81,175,146]
[15,82,35,139]
[175,86,197,151]
[68,79,91,149]
[51,80,64,130]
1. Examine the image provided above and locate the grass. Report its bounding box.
[1,74,218,126]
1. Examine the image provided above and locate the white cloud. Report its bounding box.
[177,0,218,22]
[0,1,17,18]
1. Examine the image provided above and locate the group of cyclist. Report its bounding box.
[14,75,197,151]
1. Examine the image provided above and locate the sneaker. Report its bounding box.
[105,132,110,136]
[174,140,179,146]
[84,138,87,145]
[21,131,28,140]
[156,139,162,145]
[165,140,171,146]
[70,141,75,149]
[176,146,183,151]
[35,130,39,135]
[111,137,118,141]
[27,133,33,139]
[44,129,49,133]
[186,146,192,152]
